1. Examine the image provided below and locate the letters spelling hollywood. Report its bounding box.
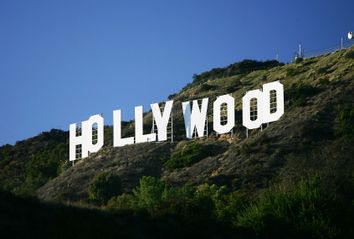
[69,81,284,161]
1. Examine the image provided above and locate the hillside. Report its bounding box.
[38,48,354,202]
[1,47,354,238]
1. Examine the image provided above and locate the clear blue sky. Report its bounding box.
[0,0,353,145]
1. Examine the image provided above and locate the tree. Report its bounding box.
[133,176,165,209]
[88,172,122,204]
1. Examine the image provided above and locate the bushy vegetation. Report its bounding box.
[286,67,301,77]
[0,129,68,196]
[22,143,67,194]
[286,83,321,107]
[1,176,353,238]
[192,59,283,85]
[344,48,354,59]
[236,178,339,238]
[106,176,353,238]
[164,142,214,170]
[335,104,354,140]
[88,171,122,204]
[294,57,304,64]
[0,188,239,239]
[199,83,216,92]
[0,127,116,197]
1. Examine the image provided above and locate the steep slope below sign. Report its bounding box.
[35,47,354,202]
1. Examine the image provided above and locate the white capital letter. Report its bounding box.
[82,114,104,155]
[182,98,209,139]
[213,94,235,134]
[69,123,84,161]
[262,81,284,123]
[151,100,173,141]
[113,110,135,147]
[69,114,104,161]
[135,105,156,143]
[242,90,264,129]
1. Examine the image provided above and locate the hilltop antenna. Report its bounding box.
[298,43,303,58]
[293,43,304,61]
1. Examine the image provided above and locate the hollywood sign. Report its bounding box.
[69,81,284,161]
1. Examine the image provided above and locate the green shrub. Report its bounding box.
[164,142,210,170]
[214,191,249,224]
[236,178,339,238]
[195,183,227,202]
[286,67,299,77]
[294,57,303,64]
[335,104,354,139]
[88,172,122,204]
[0,129,68,196]
[319,77,330,85]
[292,97,308,107]
[104,176,354,237]
[317,65,333,74]
[200,83,216,92]
[192,60,283,84]
[226,84,239,93]
[132,176,166,209]
[345,49,354,59]
[107,177,227,219]
[193,184,228,215]
[106,193,136,210]
[167,93,177,100]
[287,83,321,107]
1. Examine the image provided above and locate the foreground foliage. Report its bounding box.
[106,176,354,238]
[2,176,352,238]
